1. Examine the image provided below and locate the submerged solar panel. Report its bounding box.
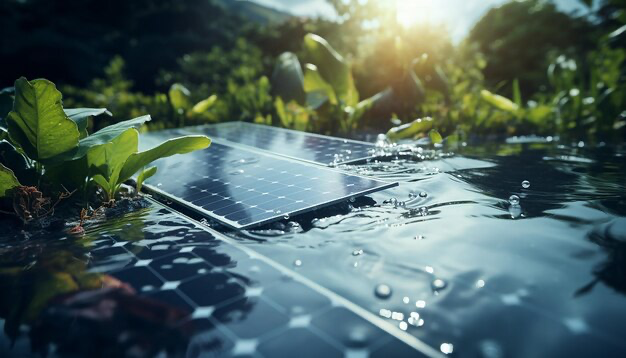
[189,121,376,165]
[142,139,396,229]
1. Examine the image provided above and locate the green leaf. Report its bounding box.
[480,89,520,113]
[169,83,192,111]
[271,52,306,104]
[192,95,217,114]
[303,33,358,106]
[512,79,522,107]
[64,108,112,138]
[118,136,210,185]
[0,163,20,197]
[6,78,80,160]
[303,64,337,109]
[46,115,150,163]
[87,128,139,197]
[429,129,443,144]
[136,166,157,193]
[386,117,434,141]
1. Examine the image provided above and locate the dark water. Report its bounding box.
[1,139,625,357]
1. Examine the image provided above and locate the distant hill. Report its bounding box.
[214,0,292,24]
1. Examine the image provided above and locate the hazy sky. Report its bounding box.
[248,0,589,41]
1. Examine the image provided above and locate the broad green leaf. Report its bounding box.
[64,108,112,138]
[512,79,522,107]
[169,83,192,111]
[118,136,210,185]
[271,52,306,104]
[0,163,20,197]
[6,78,79,160]
[303,64,337,109]
[136,166,157,193]
[47,115,150,163]
[192,95,217,114]
[429,129,443,144]
[303,33,358,106]
[87,128,139,195]
[386,117,434,141]
[480,89,519,113]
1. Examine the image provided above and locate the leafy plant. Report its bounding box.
[0,77,210,207]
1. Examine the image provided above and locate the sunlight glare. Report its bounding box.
[394,0,448,28]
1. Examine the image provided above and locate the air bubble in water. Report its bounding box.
[522,180,530,189]
[440,343,454,355]
[375,284,392,299]
[431,278,447,292]
[509,195,520,206]
[419,191,428,198]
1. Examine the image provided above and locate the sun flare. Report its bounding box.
[393,0,447,28]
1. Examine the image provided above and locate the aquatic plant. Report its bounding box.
[0,77,210,210]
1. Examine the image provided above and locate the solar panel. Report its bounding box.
[141,136,396,229]
[188,121,376,165]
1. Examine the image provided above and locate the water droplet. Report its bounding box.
[476,279,486,288]
[352,249,364,256]
[230,169,245,175]
[402,296,410,304]
[416,300,426,308]
[375,284,392,299]
[293,259,302,267]
[419,191,428,198]
[414,235,426,240]
[440,343,454,355]
[419,206,429,215]
[283,214,290,220]
[508,195,520,206]
[521,180,530,189]
[399,321,408,331]
[431,278,447,292]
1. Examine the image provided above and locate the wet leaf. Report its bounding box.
[64,108,112,138]
[118,135,210,185]
[386,117,434,141]
[6,78,79,160]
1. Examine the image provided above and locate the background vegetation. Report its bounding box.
[1,0,625,142]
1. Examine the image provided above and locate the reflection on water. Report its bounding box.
[1,139,625,357]
[233,141,626,357]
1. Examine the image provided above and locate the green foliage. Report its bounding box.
[7,78,80,161]
[0,77,210,203]
[0,163,20,197]
[136,166,157,193]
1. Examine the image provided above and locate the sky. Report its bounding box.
[248,0,589,42]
